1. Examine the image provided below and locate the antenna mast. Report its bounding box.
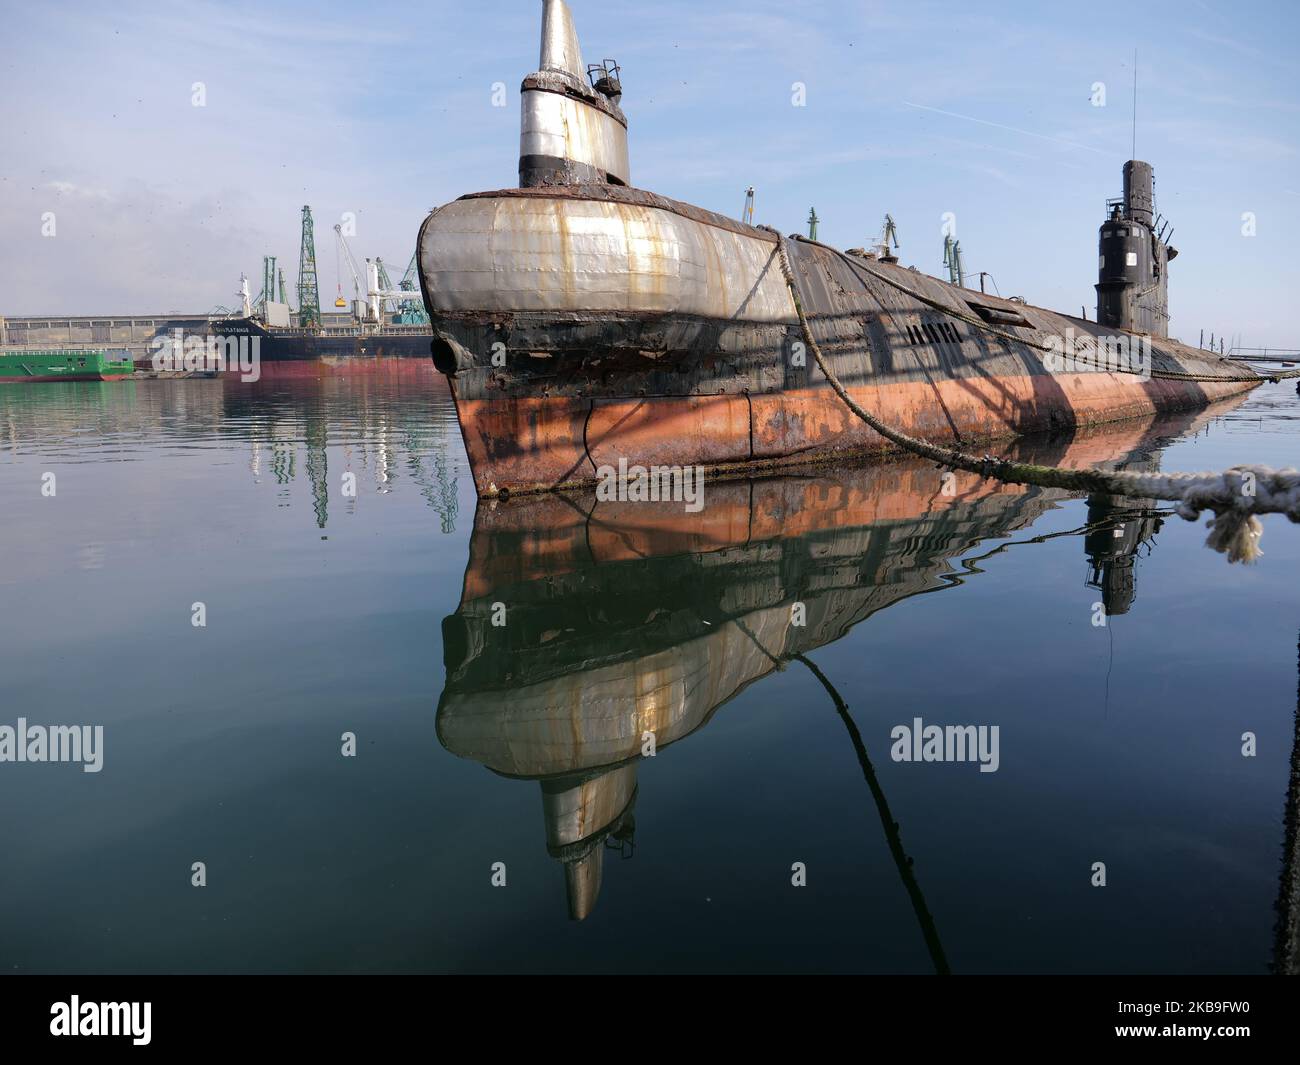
[1131,48,1138,159]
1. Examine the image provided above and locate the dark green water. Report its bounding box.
[1,367,1297,974]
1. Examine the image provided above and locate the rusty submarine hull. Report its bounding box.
[416,1,1262,499]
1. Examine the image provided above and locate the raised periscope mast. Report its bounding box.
[520,0,629,187]
[1095,160,1176,337]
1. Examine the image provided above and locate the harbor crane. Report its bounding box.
[251,256,292,313]
[373,258,429,325]
[334,223,366,306]
[364,259,421,323]
[876,213,899,263]
[259,256,277,312]
[334,224,426,324]
[394,251,429,325]
[943,234,966,288]
[297,206,321,329]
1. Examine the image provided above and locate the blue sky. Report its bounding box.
[3,0,1296,347]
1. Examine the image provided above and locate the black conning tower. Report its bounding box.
[1095,160,1176,338]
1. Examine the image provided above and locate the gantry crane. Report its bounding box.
[334,225,428,324]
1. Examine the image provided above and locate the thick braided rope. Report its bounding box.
[763,228,1300,563]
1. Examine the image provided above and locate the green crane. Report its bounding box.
[296,206,321,329]
[260,256,277,312]
[943,234,966,288]
[876,214,900,263]
[395,251,429,325]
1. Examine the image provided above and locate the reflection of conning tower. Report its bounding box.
[520,0,630,188]
[1095,160,1177,338]
[1084,491,1164,616]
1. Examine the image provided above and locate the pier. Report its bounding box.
[0,311,369,361]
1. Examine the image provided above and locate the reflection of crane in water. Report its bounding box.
[305,412,329,529]
[271,439,295,485]
[403,425,459,534]
[239,401,458,531]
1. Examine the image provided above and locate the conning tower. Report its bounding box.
[519,0,630,188]
[1095,160,1177,337]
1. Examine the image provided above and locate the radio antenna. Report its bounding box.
[1132,48,1138,158]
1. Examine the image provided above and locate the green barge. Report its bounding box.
[0,349,134,383]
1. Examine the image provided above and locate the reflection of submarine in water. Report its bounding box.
[436,400,1246,923]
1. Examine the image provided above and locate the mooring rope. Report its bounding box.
[786,232,1299,385]
[792,652,951,974]
[1274,630,1300,975]
[763,228,1300,563]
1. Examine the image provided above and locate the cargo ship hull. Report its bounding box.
[0,349,134,384]
[207,317,432,377]
[0,373,133,383]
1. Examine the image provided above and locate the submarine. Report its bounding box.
[417,0,1262,499]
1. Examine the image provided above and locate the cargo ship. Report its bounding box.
[208,267,434,377]
[206,313,433,375]
[417,0,1263,498]
[0,349,133,383]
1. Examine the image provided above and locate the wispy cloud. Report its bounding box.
[902,102,1112,156]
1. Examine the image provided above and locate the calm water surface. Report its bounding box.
[1,365,1297,973]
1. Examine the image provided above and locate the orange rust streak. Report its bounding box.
[456,372,1254,497]
[454,397,1243,602]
